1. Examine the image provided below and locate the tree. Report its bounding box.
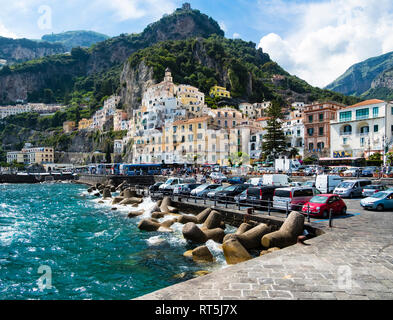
[288,148,299,159]
[261,100,287,161]
[368,152,382,161]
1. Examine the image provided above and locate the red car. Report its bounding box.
[301,194,347,218]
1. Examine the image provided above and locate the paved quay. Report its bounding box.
[137,199,393,300]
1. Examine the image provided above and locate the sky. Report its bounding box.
[1,0,393,88]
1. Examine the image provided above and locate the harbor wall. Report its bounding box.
[0,174,75,184]
[76,174,156,186]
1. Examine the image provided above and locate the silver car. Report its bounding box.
[333,180,372,198]
[362,185,387,197]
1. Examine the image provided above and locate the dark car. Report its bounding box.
[216,184,251,202]
[149,182,163,193]
[243,186,281,208]
[179,183,201,196]
[361,167,377,177]
[228,177,246,185]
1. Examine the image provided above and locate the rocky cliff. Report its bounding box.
[0,7,224,104]
[325,51,393,98]
[0,36,65,65]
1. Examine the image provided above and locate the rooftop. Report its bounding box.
[347,99,385,109]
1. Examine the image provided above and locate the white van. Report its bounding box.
[262,174,289,186]
[247,177,264,186]
[159,178,196,192]
[316,175,343,193]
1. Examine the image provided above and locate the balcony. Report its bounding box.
[340,131,352,136]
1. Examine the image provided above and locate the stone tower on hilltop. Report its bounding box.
[182,3,191,11]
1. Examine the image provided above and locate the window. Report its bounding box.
[340,111,352,122]
[373,107,379,117]
[309,143,314,151]
[317,142,325,150]
[197,133,203,140]
[356,108,369,120]
[319,127,324,136]
[360,137,365,147]
[319,113,324,122]
[360,126,369,134]
[343,125,352,134]
[189,124,193,131]
[308,115,313,123]
[343,137,348,145]
[307,128,314,136]
[198,123,202,129]
[374,125,379,132]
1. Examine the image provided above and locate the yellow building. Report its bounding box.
[209,85,231,98]
[78,118,93,131]
[176,84,205,114]
[7,147,54,164]
[63,121,75,133]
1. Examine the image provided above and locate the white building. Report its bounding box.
[330,99,393,159]
[283,118,305,157]
[239,102,270,119]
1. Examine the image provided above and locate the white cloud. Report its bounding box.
[258,0,393,88]
[219,21,227,33]
[233,32,241,39]
[0,22,17,38]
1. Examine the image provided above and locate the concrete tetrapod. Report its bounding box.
[160,197,172,213]
[102,188,112,199]
[111,196,124,205]
[222,238,252,265]
[192,246,214,263]
[128,210,145,218]
[182,223,208,244]
[223,222,252,243]
[177,208,213,225]
[119,197,143,205]
[261,211,305,249]
[202,211,223,230]
[223,223,272,250]
[123,189,138,199]
[138,219,161,232]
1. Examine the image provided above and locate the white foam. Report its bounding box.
[147,236,166,246]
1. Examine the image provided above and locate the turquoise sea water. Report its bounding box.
[0,183,227,300]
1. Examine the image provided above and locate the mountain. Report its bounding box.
[325,51,393,99]
[0,36,65,65]
[121,36,359,114]
[41,31,110,51]
[0,6,225,105]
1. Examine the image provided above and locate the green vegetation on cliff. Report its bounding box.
[128,36,360,105]
[41,31,110,51]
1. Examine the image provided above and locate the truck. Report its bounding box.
[315,175,343,193]
[262,174,289,186]
[275,159,301,173]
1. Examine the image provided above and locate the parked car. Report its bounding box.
[302,181,316,188]
[190,184,222,198]
[173,183,201,196]
[360,191,393,211]
[149,182,163,193]
[262,174,289,186]
[289,181,303,187]
[333,179,372,198]
[273,187,321,211]
[361,185,388,197]
[159,178,196,193]
[301,194,347,218]
[216,184,251,202]
[315,175,343,193]
[242,186,280,208]
[209,172,227,182]
[247,177,264,186]
[228,177,246,184]
[206,185,227,198]
[343,167,362,177]
[361,166,377,177]
[234,189,248,203]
